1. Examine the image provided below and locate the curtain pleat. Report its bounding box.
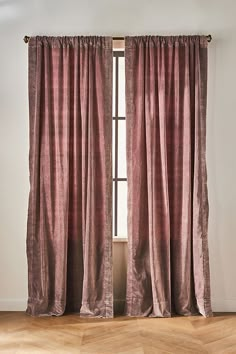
[125,36,212,317]
[26,36,113,317]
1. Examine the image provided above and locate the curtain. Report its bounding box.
[26,36,113,317]
[125,36,212,317]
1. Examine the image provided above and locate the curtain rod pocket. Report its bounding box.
[23,35,212,44]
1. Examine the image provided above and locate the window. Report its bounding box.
[112,49,127,238]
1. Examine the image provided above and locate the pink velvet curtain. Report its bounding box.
[125,36,212,317]
[26,36,113,317]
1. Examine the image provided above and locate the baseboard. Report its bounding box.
[0,298,235,312]
[211,299,236,312]
[0,299,27,311]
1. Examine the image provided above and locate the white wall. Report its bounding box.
[0,0,235,311]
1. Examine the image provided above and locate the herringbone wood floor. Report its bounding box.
[0,312,235,353]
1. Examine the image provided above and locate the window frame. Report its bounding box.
[113,50,127,238]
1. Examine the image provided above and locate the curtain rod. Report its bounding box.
[23,35,212,44]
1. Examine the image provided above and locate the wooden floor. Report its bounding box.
[0,312,235,353]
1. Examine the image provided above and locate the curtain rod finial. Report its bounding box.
[24,36,30,43]
[207,34,212,42]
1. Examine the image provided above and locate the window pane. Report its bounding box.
[118,57,125,117]
[112,120,115,177]
[117,181,127,237]
[113,57,116,117]
[118,120,127,178]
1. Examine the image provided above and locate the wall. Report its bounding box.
[0,0,235,311]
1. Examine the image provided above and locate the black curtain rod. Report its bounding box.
[23,34,212,43]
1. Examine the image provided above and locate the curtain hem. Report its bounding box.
[196,298,213,318]
[26,298,66,317]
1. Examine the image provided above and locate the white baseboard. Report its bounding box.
[212,299,236,312]
[0,298,235,312]
[0,299,27,311]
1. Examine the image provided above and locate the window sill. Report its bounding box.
[113,237,128,243]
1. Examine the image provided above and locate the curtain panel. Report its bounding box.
[26,36,113,317]
[125,36,212,317]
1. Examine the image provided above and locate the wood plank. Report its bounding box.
[0,312,235,353]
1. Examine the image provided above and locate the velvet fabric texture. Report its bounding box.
[125,36,212,317]
[26,36,113,317]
